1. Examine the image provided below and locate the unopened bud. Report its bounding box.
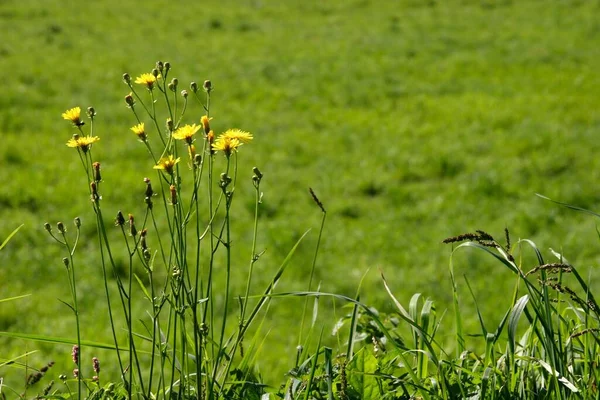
[170,185,177,205]
[164,62,171,72]
[129,214,137,237]
[44,223,52,233]
[62,257,69,268]
[152,68,159,78]
[74,217,81,228]
[166,118,174,132]
[156,61,164,72]
[90,181,100,203]
[252,167,263,179]
[87,107,96,119]
[190,82,198,93]
[143,248,151,262]
[194,154,202,166]
[115,211,125,226]
[169,78,178,91]
[144,177,153,197]
[122,73,131,84]
[140,229,148,251]
[57,222,66,234]
[92,162,101,182]
[92,357,100,373]
[203,80,212,93]
[71,345,79,364]
[181,89,188,98]
[125,93,135,107]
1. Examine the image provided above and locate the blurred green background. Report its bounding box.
[1,0,600,388]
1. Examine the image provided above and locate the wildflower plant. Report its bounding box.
[45,61,310,399]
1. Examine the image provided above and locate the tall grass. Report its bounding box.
[1,62,600,399]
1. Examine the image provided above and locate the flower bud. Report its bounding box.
[44,223,52,233]
[125,93,135,107]
[167,82,175,92]
[72,345,79,364]
[144,177,153,197]
[140,229,148,251]
[92,162,101,182]
[115,211,125,226]
[203,80,212,93]
[164,62,171,72]
[92,357,100,374]
[87,107,96,118]
[170,185,177,205]
[152,68,159,77]
[90,181,100,203]
[252,167,263,179]
[190,81,198,93]
[128,214,137,237]
[194,154,202,166]
[181,89,188,98]
[169,78,178,91]
[73,369,79,378]
[62,257,69,268]
[74,217,81,228]
[156,61,164,72]
[143,248,151,262]
[57,222,66,234]
[122,73,131,84]
[166,118,174,132]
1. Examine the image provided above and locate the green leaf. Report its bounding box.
[0,224,23,251]
[347,348,380,400]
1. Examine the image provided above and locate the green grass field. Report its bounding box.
[2,0,600,390]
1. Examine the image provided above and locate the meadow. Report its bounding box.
[1,0,600,397]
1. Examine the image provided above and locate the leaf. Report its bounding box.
[508,295,529,354]
[0,224,23,251]
[0,331,121,350]
[347,348,380,400]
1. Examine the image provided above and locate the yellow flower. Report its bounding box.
[131,123,147,141]
[201,115,212,134]
[66,135,100,153]
[212,135,241,157]
[62,107,83,126]
[223,128,253,144]
[135,73,159,90]
[172,124,200,144]
[153,155,180,174]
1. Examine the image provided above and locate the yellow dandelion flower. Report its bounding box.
[153,154,180,174]
[135,73,160,90]
[223,128,253,144]
[66,135,100,153]
[201,115,212,134]
[131,123,147,141]
[62,107,83,126]
[212,135,241,157]
[172,124,200,144]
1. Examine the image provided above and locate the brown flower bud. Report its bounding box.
[203,80,212,93]
[190,81,198,93]
[92,162,101,182]
[122,73,131,84]
[125,93,135,107]
[128,214,137,237]
[170,185,177,205]
[115,211,125,226]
